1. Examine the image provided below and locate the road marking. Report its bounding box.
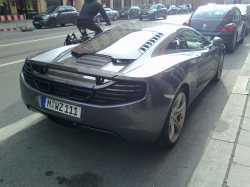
[0,35,66,47]
[0,59,24,67]
[0,113,46,142]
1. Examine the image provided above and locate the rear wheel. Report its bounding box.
[139,17,143,21]
[227,34,237,53]
[156,88,187,148]
[48,19,57,28]
[73,17,78,25]
[239,29,245,43]
[245,27,249,36]
[95,15,101,23]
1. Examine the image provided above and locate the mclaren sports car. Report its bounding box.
[20,22,225,148]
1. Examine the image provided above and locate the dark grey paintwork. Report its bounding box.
[20,22,225,145]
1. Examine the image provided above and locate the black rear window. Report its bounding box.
[192,7,230,19]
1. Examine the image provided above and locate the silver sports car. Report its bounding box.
[20,22,225,148]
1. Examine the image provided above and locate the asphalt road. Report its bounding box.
[0,14,249,187]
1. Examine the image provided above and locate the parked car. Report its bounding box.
[234,4,250,36]
[138,4,167,20]
[119,6,141,19]
[177,5,185,14]
[94,7,119,23]
[20,22,225,148]
[33,6,79,29]
[167,5,178,15]
[183,4,246,53]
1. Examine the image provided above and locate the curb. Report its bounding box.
[188,53,250,187]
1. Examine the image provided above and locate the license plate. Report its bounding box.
[34,22,39,24]
[42,97,81,118]
[204,36,211,41]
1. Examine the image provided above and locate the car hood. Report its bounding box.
[190,18,228,32]
[119,10,129,14]
[141,9,156,13]
[33,13,52,18]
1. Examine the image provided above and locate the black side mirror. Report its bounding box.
[212,37,224,46]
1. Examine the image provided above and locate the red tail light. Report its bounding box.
[183,20,189,26]
[220,24,235,32]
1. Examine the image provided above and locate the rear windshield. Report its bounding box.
[192,7,230,19]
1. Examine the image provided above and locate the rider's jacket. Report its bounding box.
[78,0,111,24]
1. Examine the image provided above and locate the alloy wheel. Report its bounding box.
[168,92,186,143]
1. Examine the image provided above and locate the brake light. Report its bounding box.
[220,24,235,32]
[183,20,189,26]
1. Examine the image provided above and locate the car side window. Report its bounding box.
[233,9,240,21]
[182,30,209,50]
[65,7,74,12]
[58,7,66,13]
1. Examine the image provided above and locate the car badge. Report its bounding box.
[203,24,207,28]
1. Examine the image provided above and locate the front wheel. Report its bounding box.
[127,14,130,19]
[73,17,78,25]
[163,13,167,19]
[113,15,118,21]
[139,17,143,21]
[154,13,158,20]
[156,88,187,148]
[48,19,57,28]
[212,53,224,82]
[95,15,101,23]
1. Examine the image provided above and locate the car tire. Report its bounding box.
[245,27,249,36]
[35,25,42,29]
[127,14,130,19]
[96,15,101,23]
[60,24,65,27]
[154,13,158,20]
[163,13,167,19]
[113,15,118,21]
[212,53,224,82]
[227,34,237,53]
[139,17,143,21]
[156,88,187,148]
[48,19,57,28]
[73,17,78,25]
[239,29,245,43]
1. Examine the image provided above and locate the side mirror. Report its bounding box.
[212,37,224,46]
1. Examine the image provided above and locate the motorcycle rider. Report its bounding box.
[77,0,111,37]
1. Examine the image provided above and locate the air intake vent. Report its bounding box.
[139,33,163,53]
[75,54,112,68]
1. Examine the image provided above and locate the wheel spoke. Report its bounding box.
[169,120,175,140]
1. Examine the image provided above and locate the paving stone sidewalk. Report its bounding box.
[188,53,250,187]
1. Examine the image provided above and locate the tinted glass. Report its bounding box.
[44,6,57,14]
[182,30,208,49]
[150,5,158,9]
[192,7,230,19]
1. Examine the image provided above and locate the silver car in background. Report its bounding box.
[94,7,119,23]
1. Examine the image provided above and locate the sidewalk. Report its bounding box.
[188,53,250,186]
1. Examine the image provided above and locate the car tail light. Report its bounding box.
[183,20,189,26]
[220,24,235,32]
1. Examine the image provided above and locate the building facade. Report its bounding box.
[0,0,248,19]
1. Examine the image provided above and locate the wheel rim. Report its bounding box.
[96,16,101,23]
[155,14,157,19]
[127,14,130,19]
[49,19,56,27]
[114,15,117,21]
[169,93,186,143]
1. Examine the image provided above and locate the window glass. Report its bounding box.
[192,7,230,19]
[182,30,208,50]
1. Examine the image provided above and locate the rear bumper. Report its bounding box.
[20,72,169,145]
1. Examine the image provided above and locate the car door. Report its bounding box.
[56,7,66,24]
[135,7,140,18]
[105,8,113,20]
[130,7,135,18]
[233,8,244,41]
[181,30,218,89]
[157,5,163,17]
[65,6,74,23]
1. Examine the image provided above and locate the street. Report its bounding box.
[0,14,249,187]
